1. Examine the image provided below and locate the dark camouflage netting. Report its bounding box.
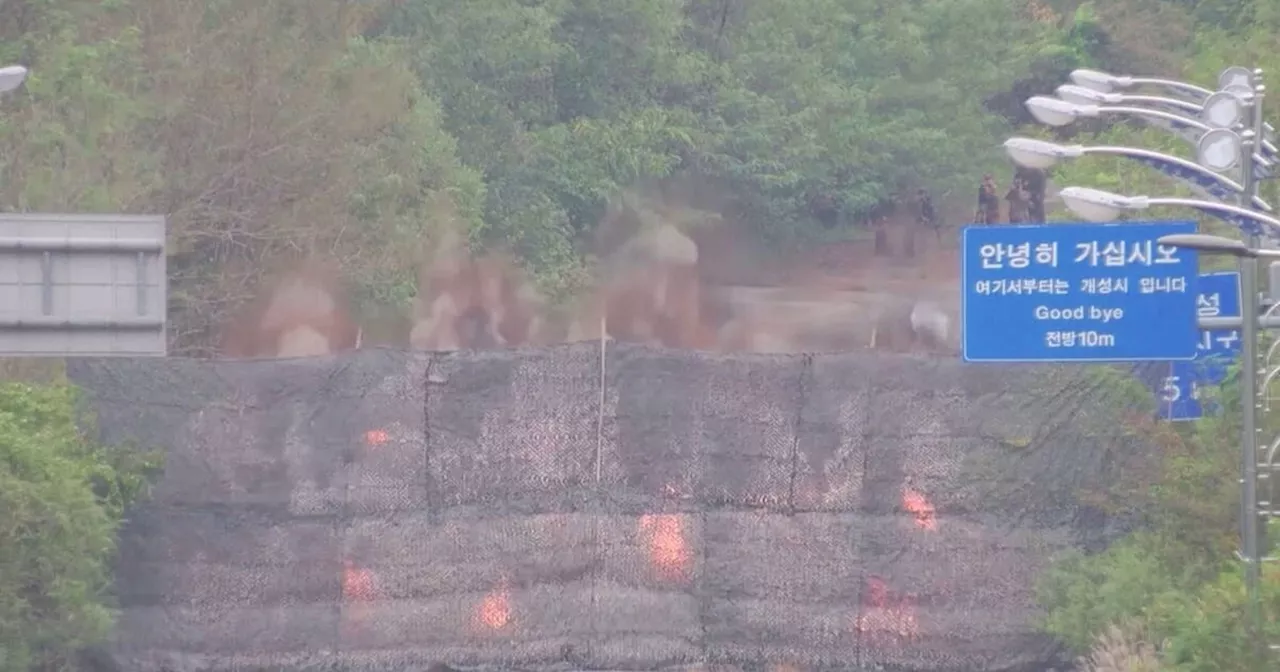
[66,344,1150,672]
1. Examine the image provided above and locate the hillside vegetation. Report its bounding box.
[2,0,1066,353]
[3,0,1280,670]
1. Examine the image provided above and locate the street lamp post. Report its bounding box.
[1070,68,1217,100]
[1056,83,1204,114]
[1073,66,1275,134]
[1025,96,1276,174]
[0,65,27,94]
[1058,186,1280,233]
[1068,67,1280,171]
[1161,233,1280,656]
[1063,185,1275,651]
[1020,66,1278,656]
[1004,137,1272,211]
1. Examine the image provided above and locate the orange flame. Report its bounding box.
[363,429,389,447]
[476,579,512,630]
[639,513,691,582]
[901,487,937,531]
[342,560,377,602]
[854,576,919,640]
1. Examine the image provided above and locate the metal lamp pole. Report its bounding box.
[1236,73,1266,640]
[1003,137,1272,210]
[1162,234,1276,657]
[1021,65,1276,654]
[1059,183,1279,653]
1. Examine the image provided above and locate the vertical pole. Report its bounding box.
[1239,69,1265,653]
[1241,250,1262,624]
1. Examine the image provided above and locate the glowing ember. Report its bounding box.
[639,513,691,581]
[476,579,512,630]
[341,560,376,601]
[340,560,378,640]
[854,576,919,640]
[901,487,938,531]
[363,429,389,446]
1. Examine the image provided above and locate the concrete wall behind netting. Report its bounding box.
[66,344,1148,672]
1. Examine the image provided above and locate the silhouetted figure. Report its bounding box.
[975,174,1000,224]
[1017,166,1047,223]
[917,187,940,242]
[1005,177,1029,224]
[873,215,890,256]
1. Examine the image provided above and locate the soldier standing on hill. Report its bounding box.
[916,187,940,243]
[873,214,890,256]
[1005,176,1030,224]
[975,174,1000,224]
[1016,166,1047,223]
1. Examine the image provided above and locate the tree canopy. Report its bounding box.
[2,0,1077,354]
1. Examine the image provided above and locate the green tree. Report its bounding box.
[2,0,487,354]
[0,382,160,672]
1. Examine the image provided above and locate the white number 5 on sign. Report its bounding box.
[1161,376,1181,403]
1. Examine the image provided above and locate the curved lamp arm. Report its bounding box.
[1092,105,1273,168]
[1073,70,1277,156]
[1112,94,1204,114]
[1090,104,1211,131]
[1084,145,1272,212]
[1146,197,1280,238]
[1116,87,1279,160]
[1121,77,1213,102]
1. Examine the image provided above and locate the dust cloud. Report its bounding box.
[217,191,960,359]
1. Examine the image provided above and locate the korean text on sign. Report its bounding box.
[1159,271,1242,422]
[962,222,1199,363]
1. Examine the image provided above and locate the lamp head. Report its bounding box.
[1056,84,1117,105]
[1196,128,1243,172]
[1202,91,1246,129]
[1219,66,1255,92]
[1157,233,1252,258]
[1003,137,1083,170]
[1059,186,1148,223]
[1026,96,1095,127]
[1069,69,1120,93]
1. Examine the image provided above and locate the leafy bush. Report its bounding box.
[0,382,161,672]
[1077,621,1164,672]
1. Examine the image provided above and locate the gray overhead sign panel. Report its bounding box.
[0,213,167,356]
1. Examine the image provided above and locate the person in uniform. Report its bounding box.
[917,187,940,242]
[873,214,890,256]
[975,174,1000,224]
[1005,176,1029,224]
[1016,166,1047,223]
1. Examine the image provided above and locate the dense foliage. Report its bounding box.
[0,382,160,672]
[1,0,1080,353]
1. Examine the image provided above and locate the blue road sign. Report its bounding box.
[962,221,1200,363]
[1159,271,1243,421]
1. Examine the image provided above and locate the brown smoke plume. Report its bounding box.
[408,231,546,351]
[566,222,720,349]
[219,260,361,358]
[216,189,960,358]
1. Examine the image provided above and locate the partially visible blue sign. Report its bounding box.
[962,221,1200,363]
[1159,271,1243,421]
